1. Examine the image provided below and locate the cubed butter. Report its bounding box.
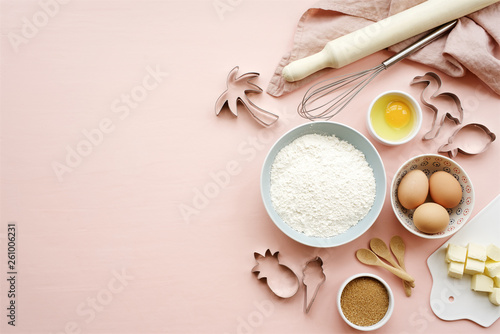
[446,243,467,263]
[464,257,485,275]
[471,274,493,293]
[487,244,500,261]
[467,243,487,261]
[485,260,500,278]
[448,261,465,279]
[489,288,500,306]
[494,275,500,288]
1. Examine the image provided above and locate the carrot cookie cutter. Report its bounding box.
[215,66,279,127]
[410,72,463,140]
[251,250,299,298]
[438,123,496,158]
[302,256,326,314]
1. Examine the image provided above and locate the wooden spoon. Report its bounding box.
[370,238,403,269]
[390,236,411,273]
[356,249,415,283]
[389,236,414,296]
[370,238,415,295]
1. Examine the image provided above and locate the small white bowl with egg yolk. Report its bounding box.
[367,90,422,146]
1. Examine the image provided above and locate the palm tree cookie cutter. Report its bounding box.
[251,250,299,298]
[215,66,279,127]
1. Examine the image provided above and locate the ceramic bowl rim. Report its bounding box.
[366,90,423,146]
[260,121,386,248]
[337,272,394,331]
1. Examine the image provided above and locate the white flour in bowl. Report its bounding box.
[270,133,376,238]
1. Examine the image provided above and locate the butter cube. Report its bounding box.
[446,244,467,263]
[485,260,500,278]
[467,243,487,261]
[471,274,494,293]
[489,288,500,306]
[487,244,500,261]
[464,257,485,275]
[448,261,465,279]
[494,275,500,288]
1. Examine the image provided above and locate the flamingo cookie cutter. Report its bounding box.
[215,66,279,127]
[410,72,495,157]
[410,71,463,140]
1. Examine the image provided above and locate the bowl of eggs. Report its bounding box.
[391,154,474,239]
[367,90,422,145]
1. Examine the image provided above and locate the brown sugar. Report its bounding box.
[340,276,389,326]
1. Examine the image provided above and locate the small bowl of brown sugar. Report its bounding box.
[337,273,394,331]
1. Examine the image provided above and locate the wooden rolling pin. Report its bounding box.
[282,0,500,82]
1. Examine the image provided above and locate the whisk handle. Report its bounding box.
[382,20,458,69]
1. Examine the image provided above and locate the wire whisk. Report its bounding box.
[298,20,458,121]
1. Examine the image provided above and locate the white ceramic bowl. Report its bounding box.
[367,90,422,146]
[337,273,394,331]
[391,154,474,239]
[260,122,386,248]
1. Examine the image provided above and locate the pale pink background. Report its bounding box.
[1,1,499,333]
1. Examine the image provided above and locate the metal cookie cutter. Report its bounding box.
[438,123,496,158]
[411,72,496,157]
[302,256,326,314]
[410,72,463,140]
[251,250,299,298]
[215,66,279,127]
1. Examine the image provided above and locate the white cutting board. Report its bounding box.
[427,194,500,327]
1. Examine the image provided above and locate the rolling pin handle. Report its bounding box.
[282,49,331,82]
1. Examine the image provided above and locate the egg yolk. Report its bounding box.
[385,101,411,128]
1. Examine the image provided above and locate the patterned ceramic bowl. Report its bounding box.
[390,154,474,239]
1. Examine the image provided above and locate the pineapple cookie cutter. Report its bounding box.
[302,256,326,314]
[438,123,496,158]
[410,71,463,140]
[215,66,279,127]
[251,250,299,298]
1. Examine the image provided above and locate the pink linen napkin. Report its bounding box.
[267,0,500,97]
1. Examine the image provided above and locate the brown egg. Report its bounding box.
[397,170,429,209]
[429,171,462,208]
[413,202,449,234]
